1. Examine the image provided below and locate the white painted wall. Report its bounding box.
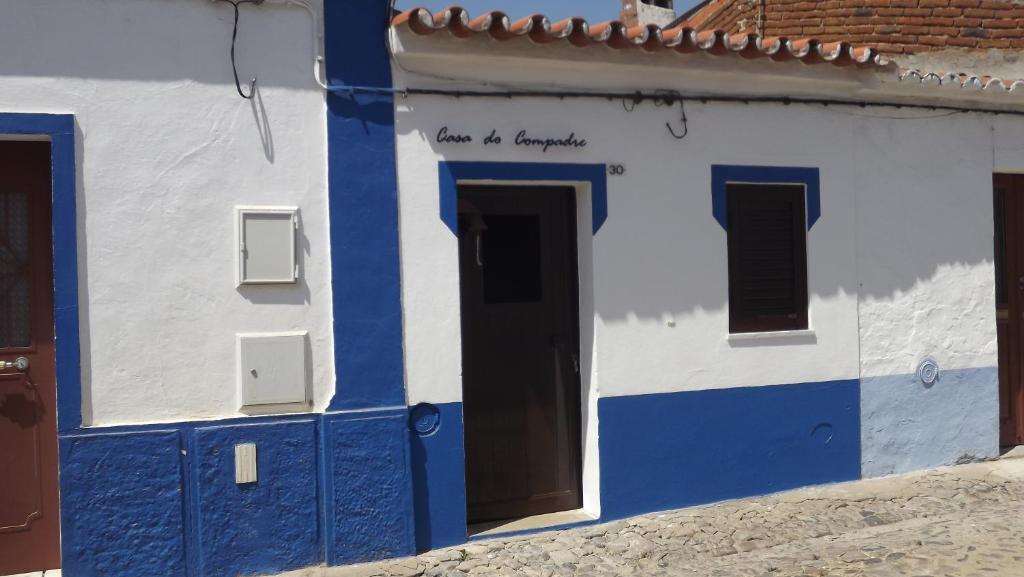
[0,0,330,426]
[391,27,1021,481]
[635,3,678,27]
[392,50,1009,408]
[855,113,1008,474]
[396,96,860,405]
[855,113,1002,379]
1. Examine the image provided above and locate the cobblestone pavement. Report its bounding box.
[296,452,1024,577]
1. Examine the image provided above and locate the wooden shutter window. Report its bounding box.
[727,183,809,333]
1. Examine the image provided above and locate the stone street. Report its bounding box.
[281,451,1024,577]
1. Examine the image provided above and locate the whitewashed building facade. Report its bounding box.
[391,5,1022,551]
[0,0,1022,575]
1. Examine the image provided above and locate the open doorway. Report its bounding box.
[457,185,584,529]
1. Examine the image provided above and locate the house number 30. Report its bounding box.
[608,164,626,176]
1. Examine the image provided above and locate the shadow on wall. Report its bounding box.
[251,85,275,163]
[0,0,317,89]
[397,99,998,324]
[75,120,95,426]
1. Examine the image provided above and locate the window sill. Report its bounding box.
[727,329,817,344]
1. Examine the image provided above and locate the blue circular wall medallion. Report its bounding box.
[917,358,939,387]
[410,403,441,436]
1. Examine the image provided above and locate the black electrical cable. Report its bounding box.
[218,0,263,100]
[333,85,1021,119]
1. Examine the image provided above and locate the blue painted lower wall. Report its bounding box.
[60,430,187,577]
[191,421,320,577]
[58,410,415,577]
[598,380,862,520]
[410,379,862,550]
[861,367,999,477]
[61,375,1003,570]
[322,410,416,565]
[409,402,467,552]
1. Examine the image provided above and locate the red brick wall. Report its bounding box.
[691,0,761,32]
[683,0,1024,53]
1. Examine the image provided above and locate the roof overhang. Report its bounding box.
[390,7,1024,113]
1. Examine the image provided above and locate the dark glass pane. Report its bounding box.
[482,215,543,304]
[0,190,31,348]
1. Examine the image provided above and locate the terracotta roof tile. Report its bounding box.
[681,0,1024,55]
[393,6,1024,96]
[393,6,890,69]
[899,70,1024,92]
[677,0,747,32]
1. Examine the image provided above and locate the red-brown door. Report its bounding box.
[995,174,1024,447]
[0,141,61,573]
[458,186,583,525]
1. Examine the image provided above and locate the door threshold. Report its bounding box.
[3,570,61,577]
[469,509,596,537]
[1001,445,1024,459]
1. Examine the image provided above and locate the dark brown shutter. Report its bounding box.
[727,183,808,333]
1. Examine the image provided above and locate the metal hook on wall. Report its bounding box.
[216,0,264,99]
[666,99,688,140]
[621,92,642,113]
[652,90,688,140]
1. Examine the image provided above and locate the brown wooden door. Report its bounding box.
[0,141,61,573]
[458,186,583,524]
[995,174,1024,446]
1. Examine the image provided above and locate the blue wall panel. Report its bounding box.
[409,402,468,552]
[191,420,320,577]
[322,410,415,565]
[323,0,405,410]
[59,411,420,576]
[59,430,186,577]
[599,380,861,520]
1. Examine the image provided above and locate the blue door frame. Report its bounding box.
[0,113,82,433]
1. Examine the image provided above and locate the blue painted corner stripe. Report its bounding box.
[711,164,821,230]
[409,402,467,552]
[323,0,406,410]
[439,161,608,235]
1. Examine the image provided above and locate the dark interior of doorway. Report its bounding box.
[457,185,584,533]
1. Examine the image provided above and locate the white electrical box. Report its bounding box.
[237,207,298,285]
[235,443,258,484]
[237,332,309,410]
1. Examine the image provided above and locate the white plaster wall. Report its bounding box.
[396,96,867,405]
[855,113,1002,379]
[0,0,330,425]
[395,90,1007,412]
[635,3,678,27]
[994,119,1024,174]
[854,113,1010,475]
